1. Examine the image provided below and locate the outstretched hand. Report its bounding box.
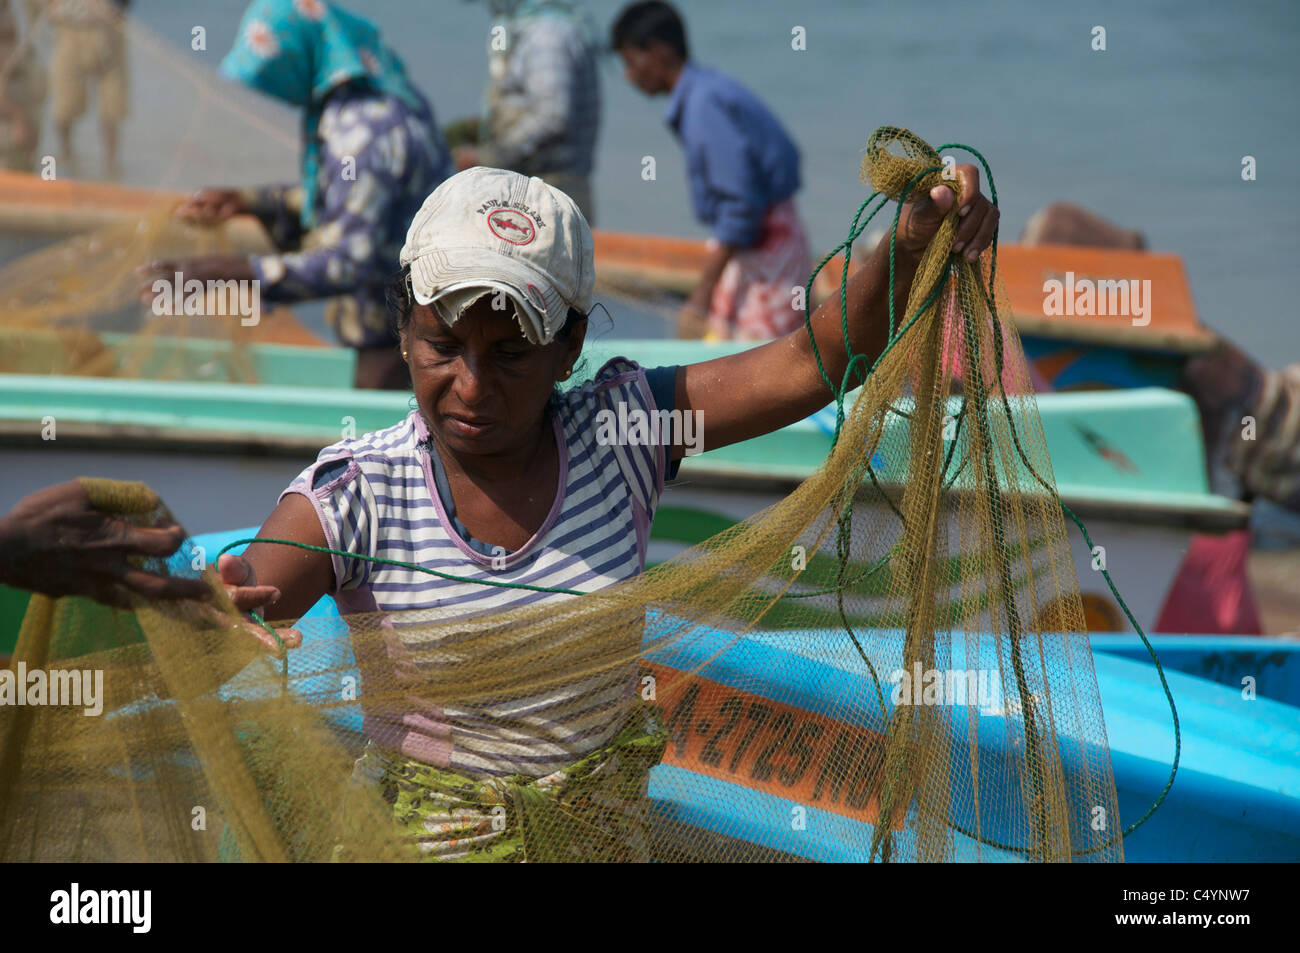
[175,188,247,226]
[134,255,257,306]
[894,163,1000,261]
[0,481,211,608]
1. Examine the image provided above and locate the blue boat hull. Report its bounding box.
[193,529,1300,862]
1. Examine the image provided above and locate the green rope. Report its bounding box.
[214,538,586,690]
[793,134,1179,860]
[215,538,586,597]
[246,609,289,694]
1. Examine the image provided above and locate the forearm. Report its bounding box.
[240,494,334,624]
[797,231,922,400]
[670,160,996,458]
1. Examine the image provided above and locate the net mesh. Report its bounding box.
[0,6,308,382]
[0,206,285,381]
[0,128,1126,863]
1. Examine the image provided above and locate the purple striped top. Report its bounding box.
[281,357,669,778]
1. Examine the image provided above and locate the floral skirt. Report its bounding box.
[331,703,669,863]
[706,198,813,341]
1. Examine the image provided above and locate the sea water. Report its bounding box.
[25,0,1298,366]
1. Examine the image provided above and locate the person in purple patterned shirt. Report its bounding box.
[141,1,452,389]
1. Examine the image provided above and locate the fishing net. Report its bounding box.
[0,5,313,382]
[0,128,1137,863]
[0,204,300,380]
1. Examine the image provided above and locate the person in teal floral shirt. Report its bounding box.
[149,0,452,389]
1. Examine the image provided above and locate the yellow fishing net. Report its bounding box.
[0,7,308,382]
[0,128,1125,863]
[0,206,286,380]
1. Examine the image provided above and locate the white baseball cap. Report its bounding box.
[398,167,595,346]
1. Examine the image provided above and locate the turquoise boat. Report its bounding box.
[0,338,1249,642]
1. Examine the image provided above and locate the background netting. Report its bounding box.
[0,5,314,382]
[0,128,1127,863]
[0,205,289,381]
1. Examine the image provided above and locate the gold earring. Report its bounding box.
[559,368,572,381]
[402,350,409,360]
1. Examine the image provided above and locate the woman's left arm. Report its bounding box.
[670,164,999,456]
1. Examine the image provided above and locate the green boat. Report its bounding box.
[0,337,1247,655]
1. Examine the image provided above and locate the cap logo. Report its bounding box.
[525,283,547,312]
[487,208,537,246]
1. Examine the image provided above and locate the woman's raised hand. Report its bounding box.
[175,188,247,226]
[895,163,1000,262]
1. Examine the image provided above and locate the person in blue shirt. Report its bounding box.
[611,0,811,340]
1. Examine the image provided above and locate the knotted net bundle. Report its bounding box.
[0,129,1124,862]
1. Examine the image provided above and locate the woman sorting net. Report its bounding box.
[151,0,452,389]
[215,163,999,861]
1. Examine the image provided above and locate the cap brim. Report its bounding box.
[409,247,565,345]
[421,279,547,344]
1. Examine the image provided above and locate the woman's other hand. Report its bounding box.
[175,188,247,226]
[216,553,303,656]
